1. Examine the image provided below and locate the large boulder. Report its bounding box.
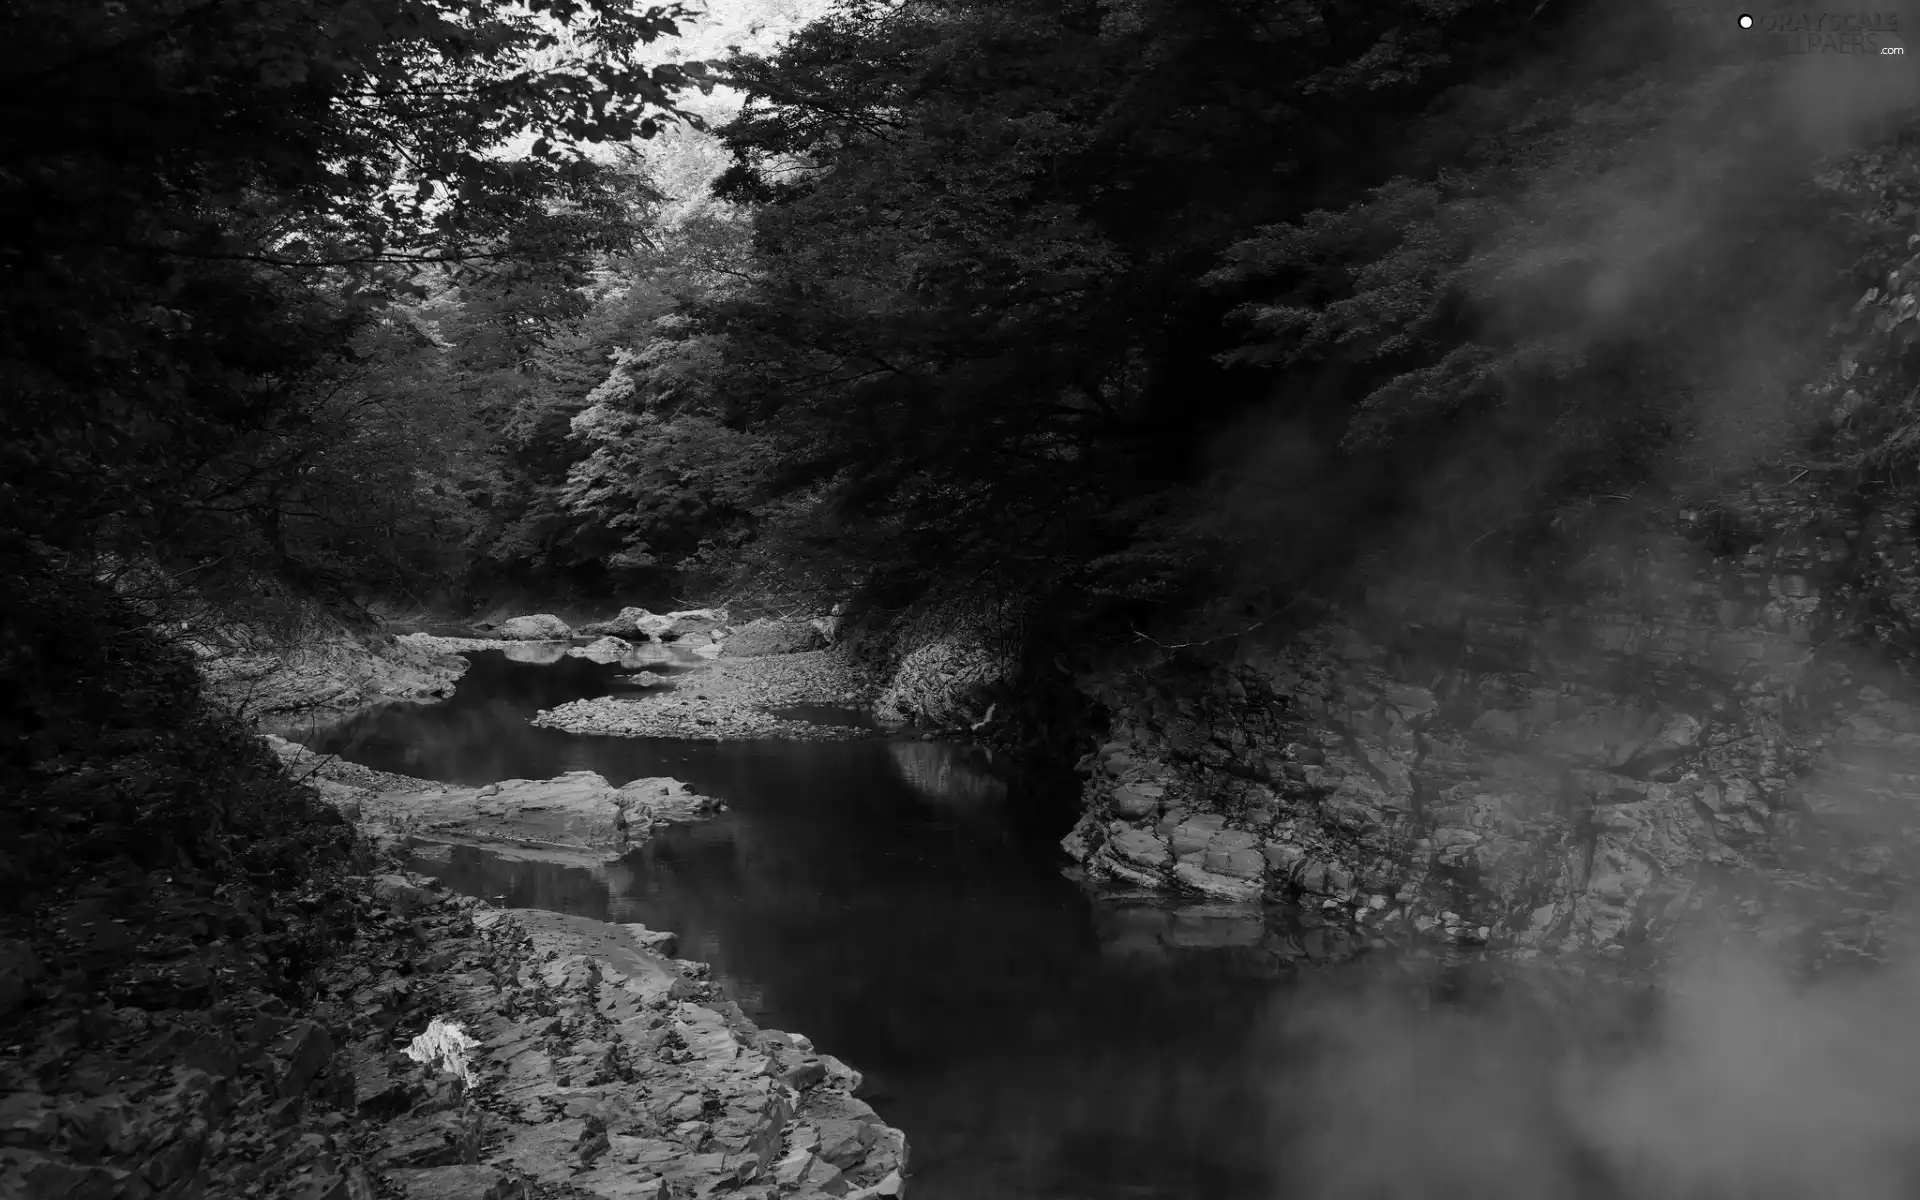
[649,609,728,643]
[496,614,573,641]
[720,617,826,658]
[578,607,659,639]
[810,603,846,647]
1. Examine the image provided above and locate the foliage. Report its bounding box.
[0,538,354,910]
[1205,45,1899,548]
[1819,140,1920,483]
[0,0,714,609]
[680,0,1589,625]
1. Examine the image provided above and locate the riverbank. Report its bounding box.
[196,625,470,720]
[3,736,912,1200]
[2,859,908,1200]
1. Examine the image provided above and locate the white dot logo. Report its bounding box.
[1738,12,1754,27]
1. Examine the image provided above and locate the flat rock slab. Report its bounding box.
[366,772,723,862]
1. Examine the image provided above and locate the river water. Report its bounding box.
[274,648,1296,1199]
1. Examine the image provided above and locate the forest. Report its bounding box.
[16,0,1918,648]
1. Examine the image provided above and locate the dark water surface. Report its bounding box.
[279,650,1289,1200]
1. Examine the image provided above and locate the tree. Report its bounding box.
[0,0,715,594]
[680,0,1585,625]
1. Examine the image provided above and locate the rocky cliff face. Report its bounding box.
[1062,478,1920,973]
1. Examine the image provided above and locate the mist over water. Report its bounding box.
[1147,12,1920,1198]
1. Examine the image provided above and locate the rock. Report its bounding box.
[1109,782,1163,818]
[1201,845,1265,879]
[1108,825,1170,870]
[568,636,634,664]
[579,608,663,638]
[367,773,719,859]
[847,1171,907,1199]
[621,924,679,957]
[1060,813,1100,862]
[385,1165,527,1200]
[649,610,728,643]
[1262,841,1305,875]
[372,875,434,913]
[497,614,574,641]
[814,1120,878,1168]
[1172,862,1263,900]
[1168,815,1225,857]
[269,1020,335,1098]
[1538,705,1661,768]
[1469,709,1524,745]
[200,624,469,716]
[1,1149,133,1200]
[810,605,844,647]
[720,618,827,658]
[1384,684,1438,721]
[0,939,44,1019]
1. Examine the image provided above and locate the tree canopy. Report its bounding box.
[9,0,1920,642]
[0,0,712,598]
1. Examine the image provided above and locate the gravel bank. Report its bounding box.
[533,650,885,742]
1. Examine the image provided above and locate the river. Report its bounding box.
[273,647,1295,1200]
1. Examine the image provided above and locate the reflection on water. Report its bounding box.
[295,648,1291,1200]
[500,641,572,665]
[888,739,1009,805]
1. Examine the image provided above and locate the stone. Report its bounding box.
[650,610,728,643]
[800,1156,849,1194]
[568,636,635,664]
[720,618,826,658]
[367,772,720,858]
[622,924,679,958]
[1384,684,1438,721]
[497,614,574,641]
[814,1120,877,1168]
[579,608,661,638]
[783,1060,828,1090]
[773,1148,819,1188]
[1169,815,1225,857]
[1107,825,1169,870]
[269,1020,335,1098]
[371,875,434,914]
[848,1170,906,1199]
[1469,709,1524,745]
[1109,782,1163,818]
[1202,846,1265,879]
[1263,841,1305,874]
[385,1165,527,1200]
